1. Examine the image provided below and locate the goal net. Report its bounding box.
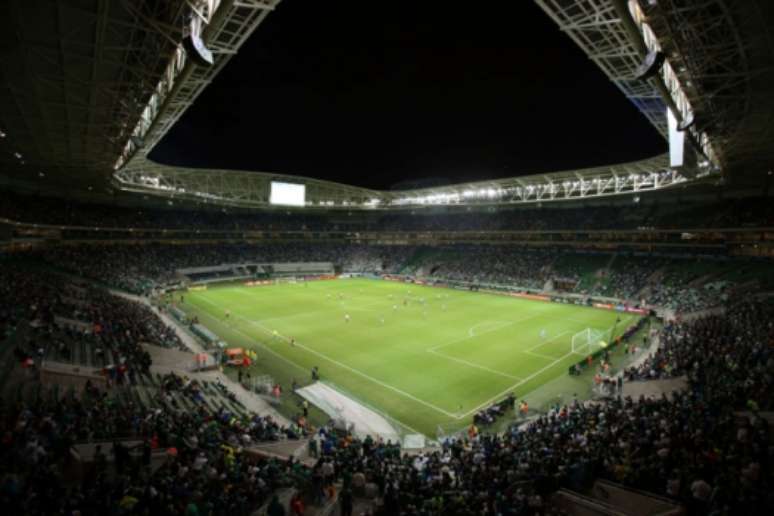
[571,327,612,356]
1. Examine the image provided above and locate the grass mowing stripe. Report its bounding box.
[183,278,635,434]
[190,297,308,375]
[198,296,462,418]
[192,298,432,438]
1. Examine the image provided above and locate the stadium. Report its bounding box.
[1,1,773,515]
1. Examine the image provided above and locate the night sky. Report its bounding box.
[150,0,666,190]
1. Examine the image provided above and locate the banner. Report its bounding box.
[244,280,272,287]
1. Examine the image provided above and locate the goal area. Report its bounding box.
[571,327,612,356]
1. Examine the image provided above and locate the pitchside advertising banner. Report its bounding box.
[244,275,337,287]
[381,274,649,315]
[244,280,273,287]
[593,302,649,315]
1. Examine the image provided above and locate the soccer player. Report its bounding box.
[540,329,547,340]
[224,309,231,320]
[344,313,350,323]
[393,304,398,311]
[272,329,279,341]
[290,337,295,347]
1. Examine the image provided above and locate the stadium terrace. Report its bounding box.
[1,1,773,516]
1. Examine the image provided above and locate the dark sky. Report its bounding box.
[150,0,666,190]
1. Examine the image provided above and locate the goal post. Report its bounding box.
[571,327,612,355]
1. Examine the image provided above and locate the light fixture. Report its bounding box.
[677,112,695,131]
[634,50,666,81]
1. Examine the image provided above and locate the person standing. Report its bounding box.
[340,488,353,516]
[267,495,285,516]
[289,493,305,516]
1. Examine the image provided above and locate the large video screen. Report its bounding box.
[270,181,306,207]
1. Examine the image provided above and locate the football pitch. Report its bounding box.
[179,278,636,436]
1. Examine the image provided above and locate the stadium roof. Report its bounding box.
[535,0,774,183]
[114,153,696,210]
[0,0,280,193]
[1,0,772,208]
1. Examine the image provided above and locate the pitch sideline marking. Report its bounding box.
[193,290,636,424]
[194,296,461,419]
[246,322,463,419]
[189,299,309,375]
[189,300,432,437]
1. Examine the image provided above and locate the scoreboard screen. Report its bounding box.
[269,181,305,207]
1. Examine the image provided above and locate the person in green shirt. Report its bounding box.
[184,501,199,516]
[267,495,285,516]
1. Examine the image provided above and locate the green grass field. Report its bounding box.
[178,278,636,436]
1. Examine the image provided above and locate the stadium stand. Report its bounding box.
[2,220,773,514]
[2,0,773,513]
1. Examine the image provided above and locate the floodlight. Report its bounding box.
[677,112,695,131]
[634,50,665,81]
[184,34,214,67]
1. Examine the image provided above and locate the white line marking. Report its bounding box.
[190,298,308,374]
[193,290,639,424]
[525,330,569,353]
[429,312,541,353]
[185,299,431,437]
[523,350,557,361]
[428,323,509,352]
[467,320,511,338]
[195,296,460,418]
[428,349,522,380]
[458,350,575,419]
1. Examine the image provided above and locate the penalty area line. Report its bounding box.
[525,330,569,353]
[458,350,576,420]
[429,312,541,353]
[427,349,522,381]
[523,350,558,361]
